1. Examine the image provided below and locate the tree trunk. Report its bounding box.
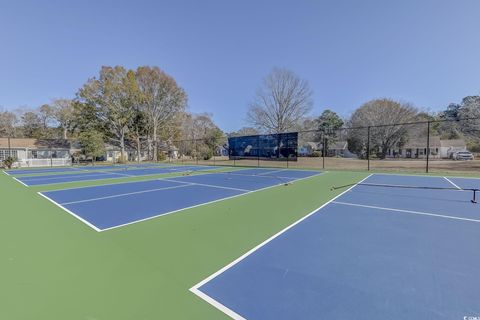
[136,132,141,164]
[63,127,68,140]
[120,132,125,161]
[147,135,152,161]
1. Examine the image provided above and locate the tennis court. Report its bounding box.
[3,167,480,319]
[192,174,480,319]
[13,165,221,186]
[4,162,166,176]
[39,168,321,231]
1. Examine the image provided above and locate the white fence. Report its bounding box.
[14,158,72,168]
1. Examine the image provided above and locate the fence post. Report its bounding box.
[137,138,141,164]
[426,121,430,173]
[213,145,216,166]
[50,150,53,167]
[367,126,371,171]
[257,135,260,167]
[322,136,326,170]
[286,135,289,169]
[195,139,198,165]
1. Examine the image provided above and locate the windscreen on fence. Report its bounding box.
[228,132,298,161]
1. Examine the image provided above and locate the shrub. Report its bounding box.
[201,149,213,160]
[3,156,16,169]
[157,151,166,161]
[117,154,128,164]
[310,151,321,157]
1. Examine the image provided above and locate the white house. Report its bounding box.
[0,138,72,167]
[386,137,467,159]
[298,142,320,156]
[440,139,467,158]
[103,144,149,162]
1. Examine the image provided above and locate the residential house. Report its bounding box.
[298,141,356,158]
[325,141,349,157]
[386,137,467,159]
[215,145,228,157]
[104,144,149,162]
[298,142,320,156]
[440,139,467,158]
[0,138,72,167]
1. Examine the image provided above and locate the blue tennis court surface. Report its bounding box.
[15,165,219,186]
[5,163,166,176]
[193,174,480,320]
[39,168,321,231]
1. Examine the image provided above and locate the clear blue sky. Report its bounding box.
[1,0,479,132]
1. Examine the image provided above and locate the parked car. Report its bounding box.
[452,151,474,160]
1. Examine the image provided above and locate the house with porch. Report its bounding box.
[386,137,467,159]
[0,138,72,167]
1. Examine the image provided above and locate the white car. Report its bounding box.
[452,151,474,160]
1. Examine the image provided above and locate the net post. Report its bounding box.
[472,189,477,204]
[426,121,430,173]
[367,126,370,171]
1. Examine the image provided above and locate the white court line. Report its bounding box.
[212,171,319,181]
[369,171,480,180]
[161,178,251,192]
[20,172,116,182]
[256,169,287,176]
[37,171,324,232]
[99,171,324,232]
[21,168,178,186]
[443,177,462,189]
[189,174,372,320]
[59,184,192,205]
[3,170,11,176]
[95,170,134,177]
[13,176,28,187]
[332,201,480,223]
[33,167,238,192]
[37,192,102,232]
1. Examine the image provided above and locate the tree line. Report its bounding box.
[0,66,223,161]
[1,66,479,161]
[238,68,480,159]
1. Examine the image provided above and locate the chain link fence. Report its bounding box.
[2,117,478,173]
[166,117,480,174]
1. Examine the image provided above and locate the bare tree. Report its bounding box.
[38,104,55,131]
[0,110,18,137]
[347,98,418,158]
[21,111,43,138]
[136,66,187,161]
[51,99,75,139]
[247,68,313,133]
[228,127,259,137]
[180,113,223,159]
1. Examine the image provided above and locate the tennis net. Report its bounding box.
[331,182,480,203]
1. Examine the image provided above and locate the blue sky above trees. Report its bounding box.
[1,0,479,131]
